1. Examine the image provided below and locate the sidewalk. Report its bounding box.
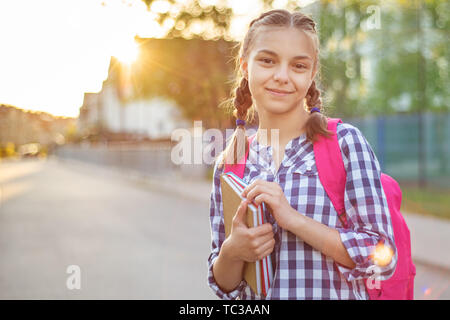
[402,213,450,271]
[56,157,450,271]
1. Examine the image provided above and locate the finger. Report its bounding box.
[252,222,274,237]
[241,179,270,197]
[245,185,274,204]
[248,232,272,252]
[233,199,249,225]
[241,181,256,198]
[256,238,276,259]
[254,231,275,247]
[254,193,275,207]
[258,247,275,261]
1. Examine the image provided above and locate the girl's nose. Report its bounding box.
[273,65,289,83]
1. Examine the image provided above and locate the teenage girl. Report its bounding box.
[207,9,397,300]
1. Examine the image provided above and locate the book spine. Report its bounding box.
[253,208,261,296]
[260,204,270,295]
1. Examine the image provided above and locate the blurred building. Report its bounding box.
[77,36,237,142]
[78,55,188,141]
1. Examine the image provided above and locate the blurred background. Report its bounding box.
[0,0,448,300]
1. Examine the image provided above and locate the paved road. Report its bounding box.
[0,158,449,299]
[0,158,216,299]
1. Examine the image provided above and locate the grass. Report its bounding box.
[400,184,450,220]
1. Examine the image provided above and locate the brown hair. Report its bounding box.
[217,9,330,170]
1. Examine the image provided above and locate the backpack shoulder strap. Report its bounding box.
[313,118,348,227]
[223,133,256,179]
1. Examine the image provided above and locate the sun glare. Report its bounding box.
[373,243,394,267]
[113,39,139,65]
[0,0,279,117]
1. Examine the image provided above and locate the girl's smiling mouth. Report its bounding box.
[266,88,294,96]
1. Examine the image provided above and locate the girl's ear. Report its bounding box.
[311,59,318,80]
[240,57,248,79]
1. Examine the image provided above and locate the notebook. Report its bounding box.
[220,172,274,296]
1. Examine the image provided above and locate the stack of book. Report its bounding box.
[220,172,274,297]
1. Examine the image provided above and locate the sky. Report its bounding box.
[0,0,316,118]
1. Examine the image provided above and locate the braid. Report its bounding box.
[305,80,322,111]
[304,79,330,142]
[217,77,253,169]
[233,77,253,117]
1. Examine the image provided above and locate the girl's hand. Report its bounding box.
[224,199,275,263]
[241,179,296,230]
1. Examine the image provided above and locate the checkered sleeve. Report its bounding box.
[207,154,247,299]
[334,123,398,282]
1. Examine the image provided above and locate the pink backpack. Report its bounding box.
[224,118,416,300]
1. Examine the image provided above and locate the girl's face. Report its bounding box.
[240,26,317,117]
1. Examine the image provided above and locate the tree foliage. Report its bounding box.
[314,0,449,116]
[141,0,233,40]
[128,36,239,129]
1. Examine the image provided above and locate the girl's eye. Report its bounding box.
[261,58,273,64]
[259,58,306,70]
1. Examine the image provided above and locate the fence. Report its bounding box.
[345,112,450,187]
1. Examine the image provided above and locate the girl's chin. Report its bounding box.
[259,106,297,116]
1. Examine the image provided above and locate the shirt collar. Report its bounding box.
[249,131,310,168]
[250,132,307,151]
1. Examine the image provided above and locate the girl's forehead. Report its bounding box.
[249,26,316,60]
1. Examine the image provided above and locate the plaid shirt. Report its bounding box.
[207,122,397,300]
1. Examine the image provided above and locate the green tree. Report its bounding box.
[141,0,233,40]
